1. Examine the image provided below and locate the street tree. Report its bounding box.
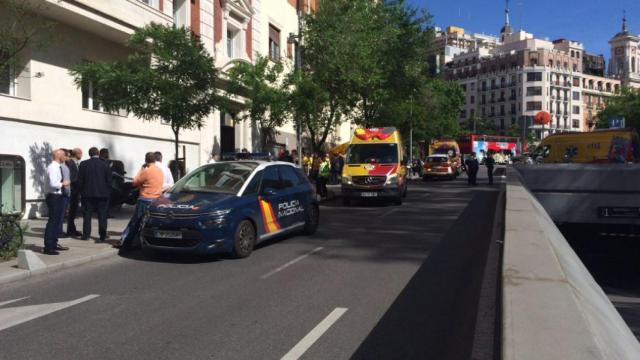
[0,0,57,72]
[597,87,640,130]
[225,55,289,152]
[288,71,344,154]
[70,23,220,177]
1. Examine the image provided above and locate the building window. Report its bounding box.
[572,106,580,115]
[470,82,475,91]
[0,64,16,96]
[470,95,475,104]
[227,30,235,58]
[500,118,505,130]
[139,0,159,8]
[526,72,542,82]
[573,77,580,87]
[470,109,475,118]
[526,101,542,111]
[526,86,542,96]
[82,82,102,112]
[572,91,580,101]
[460,110,467,118]
[268,24,281,62]
[572,119,580,128]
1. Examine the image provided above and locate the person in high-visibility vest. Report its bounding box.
[317,153,330,198]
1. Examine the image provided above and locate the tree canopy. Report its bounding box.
[70,23,221,177]
[597,87,640,131]
[225,55,289,152]
[0,0,57,72]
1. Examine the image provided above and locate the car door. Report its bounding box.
[278,165,307,227]
[257,165,287,234]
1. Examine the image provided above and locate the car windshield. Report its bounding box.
[427,157,448,163]
[171,162,259,195]
[347,144,398,164]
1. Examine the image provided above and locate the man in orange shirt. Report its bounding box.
[119,152,164,251]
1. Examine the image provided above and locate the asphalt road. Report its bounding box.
[0,175,502,360]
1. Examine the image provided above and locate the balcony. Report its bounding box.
[37,0,174,44]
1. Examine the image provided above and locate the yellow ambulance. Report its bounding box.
[535,129,639,163]
[341,127,408,206]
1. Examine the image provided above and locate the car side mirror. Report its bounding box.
[262,187,277,196]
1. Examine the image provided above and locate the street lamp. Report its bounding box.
[287,0,303,165]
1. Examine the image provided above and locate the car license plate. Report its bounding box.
[154,231,182,239]
[361,192,378,197]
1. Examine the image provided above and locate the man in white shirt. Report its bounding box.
[44,149,70,255]
[154,151,174,191]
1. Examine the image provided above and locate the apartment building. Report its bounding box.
[0,0,349,218]
[444,5,630,138]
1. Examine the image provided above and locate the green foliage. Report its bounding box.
[0,0,57,72]
[70,23,220,175]
[597,87,640,130]
[298,0,440,152]
[0,216,24,261]
[225,55,289,151]
[288,70,342,153]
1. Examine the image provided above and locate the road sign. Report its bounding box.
[608,117,625,129]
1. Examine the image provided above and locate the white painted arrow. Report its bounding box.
[0,295,99,332]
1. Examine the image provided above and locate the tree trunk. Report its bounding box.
[172,126,181,180]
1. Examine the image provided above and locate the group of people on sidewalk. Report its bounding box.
[43,148,174,255]
[463,152,496,186]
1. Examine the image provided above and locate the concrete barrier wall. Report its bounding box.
[514,164,640,225]
[503,172,640,360]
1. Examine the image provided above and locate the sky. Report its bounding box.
[408,0,640,57]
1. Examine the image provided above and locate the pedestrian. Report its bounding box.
[291,149,299,165]
[337,154,345,182]
[485,151,496,185]
[43,149,70,255]
[119,152,164,251]
[465,152,479,186]
[329,154,339,185]
[154,151,174,191]
[66,147,83,237]
[57,149,72,238]
[317,153,330,197]
[78,147,112,242]
[208,151,218,164]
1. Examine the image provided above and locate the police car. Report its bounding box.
[140,161,319,258]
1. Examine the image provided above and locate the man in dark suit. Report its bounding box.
[78,147,112,242]
[66,147,83,237]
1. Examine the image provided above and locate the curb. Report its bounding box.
[0,248,119,286]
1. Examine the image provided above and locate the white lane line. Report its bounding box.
[281,307,348,360]
[260,247,324,279]
[0,294,100,332]
[0,297,30,307]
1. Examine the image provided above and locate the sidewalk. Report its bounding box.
[0,206,134,285]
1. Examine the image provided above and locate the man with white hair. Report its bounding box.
[43,149,70,255]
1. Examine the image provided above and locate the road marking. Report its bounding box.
[0,295,99,332]
[260,247,324,279]
[281,307,348,360]
[0,297,30,307]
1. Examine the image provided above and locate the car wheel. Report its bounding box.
[402,184,408,198]
[232,220,256,258]
[303,204,320,235]
[394,195,403,206]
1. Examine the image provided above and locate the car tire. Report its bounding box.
[303,204,320,235]
[394,195,403,206]
[232,220,256,258]
[402,184,408,198]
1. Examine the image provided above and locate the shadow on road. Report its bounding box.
[351,187,501,360]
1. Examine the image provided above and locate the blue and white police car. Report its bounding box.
[140,161,319,258]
